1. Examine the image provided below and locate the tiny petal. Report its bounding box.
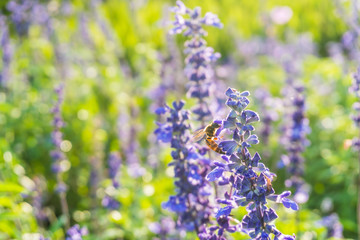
[215,206,232,218]
[206,167,224,181]
[282,198,299,210]
[247,135,259,145]
[219,140,239,155]
[244,110,260,123]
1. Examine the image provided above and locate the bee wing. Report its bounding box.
[191,129,207,142]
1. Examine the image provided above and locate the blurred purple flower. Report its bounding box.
[79,14,94,47]
[7,0,51,36]
[102,152,121,210]
[237,34,315,67]
[102,195,120,210]
[280,62,311,204]
[318,213,343,238]
[149,217,178,239]
[170,1,223,123]
[254,88,279,145]
[117,106,145,177]
[66,224,88,240]
[0,16,13,88]
[50,81,70,227]
[51,83,67,177]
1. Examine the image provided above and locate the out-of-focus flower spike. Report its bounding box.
[170,1,223,124]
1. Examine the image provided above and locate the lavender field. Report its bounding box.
[0,0,358,239]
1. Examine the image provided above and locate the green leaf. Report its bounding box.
[0,183,24,193]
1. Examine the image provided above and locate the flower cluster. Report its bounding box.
[349,67,360,240]
[170,1,223,123]
[205,88,298,239]
[0,16,13,88]
[155,101,212,234]
[117,106,145,177]
[102,152,121,210]
[79,14,94,48]
[50,82,70,228]
[66,224,88,240]
[7,0,51,37]
[328,2,360,69]
[149,34,183,112]
[339,2,360,63]
[50,83,68,193]
[149,217,178,240]
[280,64,310,203]
[350,68,360,151]
[237,34,315,67]
[318,213,343,239]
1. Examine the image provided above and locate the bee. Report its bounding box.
[264,175,273,192]
[192,122,225,154]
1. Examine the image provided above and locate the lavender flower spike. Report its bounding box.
[254,88,278,146]
[155,101,212,234]
[0,15,13,88]
[204,88,298,240]
[102,152,121,210]
[50,82,70,228]
[280,62,311,205]
[349,67,360,240]
[170,1,223,123]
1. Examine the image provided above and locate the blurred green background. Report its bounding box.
[0,0,358,239]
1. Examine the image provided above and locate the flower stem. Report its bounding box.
[57,174,70,229]
[59,191,70,229]
[296,209,300,237]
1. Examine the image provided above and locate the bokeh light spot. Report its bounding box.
[77,109,89,120]
[3,151,12,163]
[60,140,72,152]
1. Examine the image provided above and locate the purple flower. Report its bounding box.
[170,1,223,123]
[237,34,315,67]
[49,81,70,227]
[318,213,343,238]
[149,217,178,239]
[66,224,88,240]
[117,106,146,177]
[0,16,13,88]
[7,0,51,36]
[254,88,279,145]
[102,152,121,210]
[102,195,120,210]
[205,88,297,239]
[155,101,212,234]
[108,152,121,181]
[50,84,67,177]
[280,62,310,204]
